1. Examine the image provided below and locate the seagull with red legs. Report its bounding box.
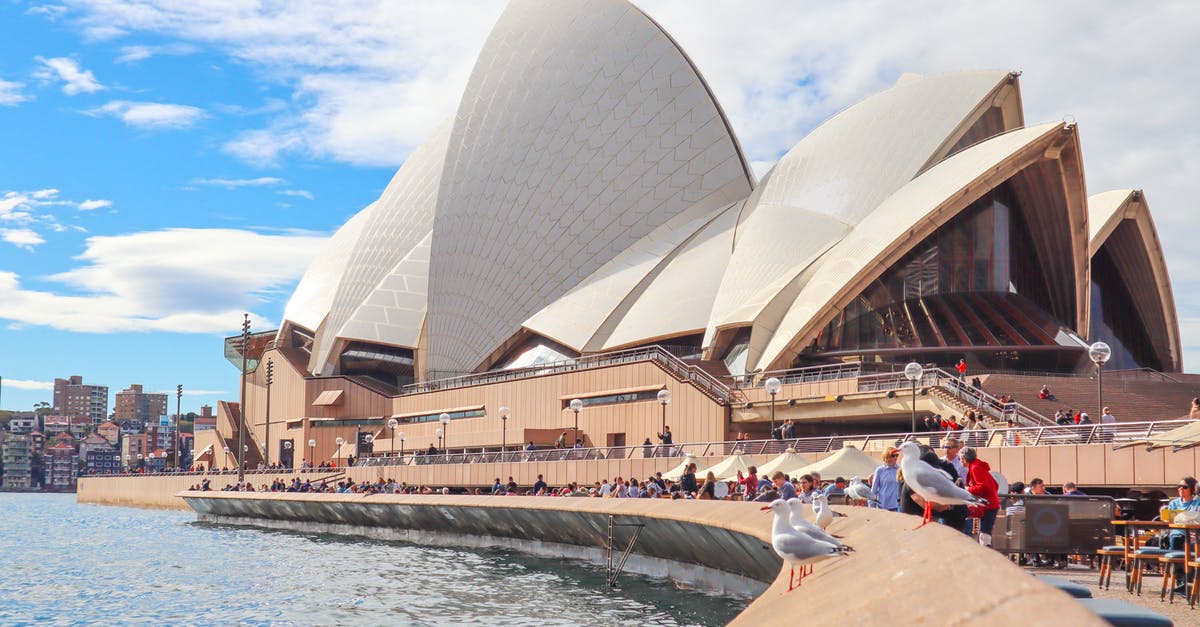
[895,441,987,529]
[762,498,848,591]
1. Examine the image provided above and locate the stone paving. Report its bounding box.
[1023,562,1194,625]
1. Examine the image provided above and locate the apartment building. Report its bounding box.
[53,375,109,427]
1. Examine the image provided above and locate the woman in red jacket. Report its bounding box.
[963,448,1001,546]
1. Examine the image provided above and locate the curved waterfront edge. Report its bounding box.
[179,492,1105,626]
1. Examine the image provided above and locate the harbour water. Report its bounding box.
[0,494,746,625]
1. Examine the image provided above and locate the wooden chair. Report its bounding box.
[1188,558,1200,608]
[1129,547,1170,595]
[1095,545,1126,590]
[1156,551,1187,602]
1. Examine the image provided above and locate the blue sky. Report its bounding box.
[2,1,1198,415]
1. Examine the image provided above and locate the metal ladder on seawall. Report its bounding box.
[605,516,645,589]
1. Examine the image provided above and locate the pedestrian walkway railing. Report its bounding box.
[349,418,1196,467]
[397,345,732,404]
[853,367,1053,427]
[98,418,1196,477]
[729,362,864,387]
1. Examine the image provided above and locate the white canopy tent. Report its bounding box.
[756,448,814,478]
[662,454,705,482]
[703,450,757,481]
[787,446,881,480]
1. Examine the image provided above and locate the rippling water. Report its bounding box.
[0,494,746,625]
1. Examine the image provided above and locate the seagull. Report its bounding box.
[787,498,853,560]
[845,477,877,505]
[762,499,848,591]
[896,441,988,529]
[811,492,835,530]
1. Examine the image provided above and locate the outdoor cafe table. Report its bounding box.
[1112,520,1171,592]
[1168,522,1200,606]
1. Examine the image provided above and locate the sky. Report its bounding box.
[1,0,1197,416]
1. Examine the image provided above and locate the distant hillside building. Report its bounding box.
[53,375,109,427]
[115,384,168,431]
[193,405,216,431]
[43,415,89,438]
[96,421,119,446]
[2,434,32,489]
[7,411,38,433]
[45,441,76,489]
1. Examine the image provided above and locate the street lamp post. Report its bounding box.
[657,389,671,433]
[264,358,274,467]
[222,446,230,471]
[362,434,374,461]
[439,413,451,453]
[175,384,182,470]
[498,406,510,459]
[387,418,398,457]
[904,362,924,433]
[569,399,583,449]
[435,428,443,451]
[764,377,782,440]
[1089,341,1112,418]
[398,432,405,463]
[307,438,316,467]
[335,436,345,468]
[282,440,292,469]
[237,313,250,483]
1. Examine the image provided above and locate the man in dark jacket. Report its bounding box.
[899,445,968,533]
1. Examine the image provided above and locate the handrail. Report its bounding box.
[853,367,1053,427]
[397,345,732,404]
[101,418,1198,477]
[730,362,864,388]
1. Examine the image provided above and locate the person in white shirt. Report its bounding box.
[1101,407,1117,442]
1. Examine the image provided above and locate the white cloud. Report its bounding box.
[0,78,30,106]
[77,199,112,211]
[1,229,46,250]
[88,100,206,129]
[34,56,104,95]
[191,177,283,188]
[2,189,63,223]
[278,189,313,200]
[116,43,197,63]
[1,378,53,391]
[0,228,326,333]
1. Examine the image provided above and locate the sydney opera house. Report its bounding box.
[196,0,1183,474]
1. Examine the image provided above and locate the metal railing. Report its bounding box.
[349,419,1196,467]
[854,367,1053,427]
[397,345,732,404]
[973,366,1183,384]
[730,361,864,388]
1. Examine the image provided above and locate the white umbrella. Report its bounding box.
[757,448,814,478]
[787,445,881,480]
[704,450,756,481]
[662,454,705,481]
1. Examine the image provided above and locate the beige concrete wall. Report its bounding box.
[178,492,1101,626]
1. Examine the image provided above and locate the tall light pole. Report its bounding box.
[764,377,781,439]
[398,431,405,463]
[657,389,671,433]
[904,362,924,433]
[237,313,250,483]
[1089,341,1112,418]
[439,413,450,452]
[264,358,273,467]
[222,446,230,471]
[175,384,182,470]
[307,438,316,467]
[335,436,345,468]
[569,398,583,448]
[387,418,398,457]
[435,428,443,450]
[498,406,510,458]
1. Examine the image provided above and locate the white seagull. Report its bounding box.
[896,441,988,528]
[811,492,835,530]
[762,499,848,591]
[845,477,877,505]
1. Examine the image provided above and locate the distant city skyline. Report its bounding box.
[2,1,1198,413]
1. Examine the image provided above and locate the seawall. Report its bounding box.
[179,492,1104,626]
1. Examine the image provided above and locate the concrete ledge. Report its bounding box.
[179,492,1105,625]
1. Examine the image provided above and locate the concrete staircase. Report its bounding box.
[979,372,1200,423]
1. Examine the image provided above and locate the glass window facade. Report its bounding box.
[339,342,415,392]
[394,409,486,424]
[811,183,1072,360]
[1090,247,1161,371]
[571,389,661,408]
